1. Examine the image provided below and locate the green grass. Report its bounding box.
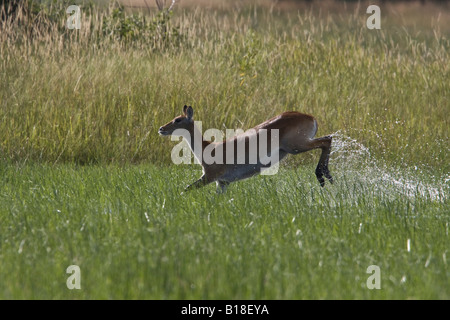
[0,1,448,299]
[0,163,448,299]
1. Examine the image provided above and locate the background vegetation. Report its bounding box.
[0,0,448,171]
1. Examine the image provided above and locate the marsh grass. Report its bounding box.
[0,163,448,299]
[0,1,448,171]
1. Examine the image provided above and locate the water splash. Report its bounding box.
[329,130,447,202]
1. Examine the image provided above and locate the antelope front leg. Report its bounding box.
[216,181,230,194]
[184,175,208,192]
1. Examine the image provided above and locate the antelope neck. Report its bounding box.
[185,122,210,167]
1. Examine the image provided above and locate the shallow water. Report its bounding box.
[330,131,447,202]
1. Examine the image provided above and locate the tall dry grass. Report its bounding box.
[0,1,448,174]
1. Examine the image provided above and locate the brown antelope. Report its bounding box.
[158,105,333,193]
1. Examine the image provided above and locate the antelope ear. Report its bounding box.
[183,105,188,115]
[186,106,193,120]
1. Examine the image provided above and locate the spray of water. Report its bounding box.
[329,130,447,202]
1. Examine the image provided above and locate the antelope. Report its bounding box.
[158,105,333,193]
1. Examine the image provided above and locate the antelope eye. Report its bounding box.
[175,118,182,123]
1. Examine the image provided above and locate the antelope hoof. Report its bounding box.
[326,175,334,184]
[315,167,325,187]
[324,170,333,184]
[317,177,325,187]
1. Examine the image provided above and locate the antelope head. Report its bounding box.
[158,105,194,136]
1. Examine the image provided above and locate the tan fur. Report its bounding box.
[159,106,333,193]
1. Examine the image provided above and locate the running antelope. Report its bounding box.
[158,105,333,193]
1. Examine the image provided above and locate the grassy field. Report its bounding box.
[0,163,448,299]
[0,0,448,299]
